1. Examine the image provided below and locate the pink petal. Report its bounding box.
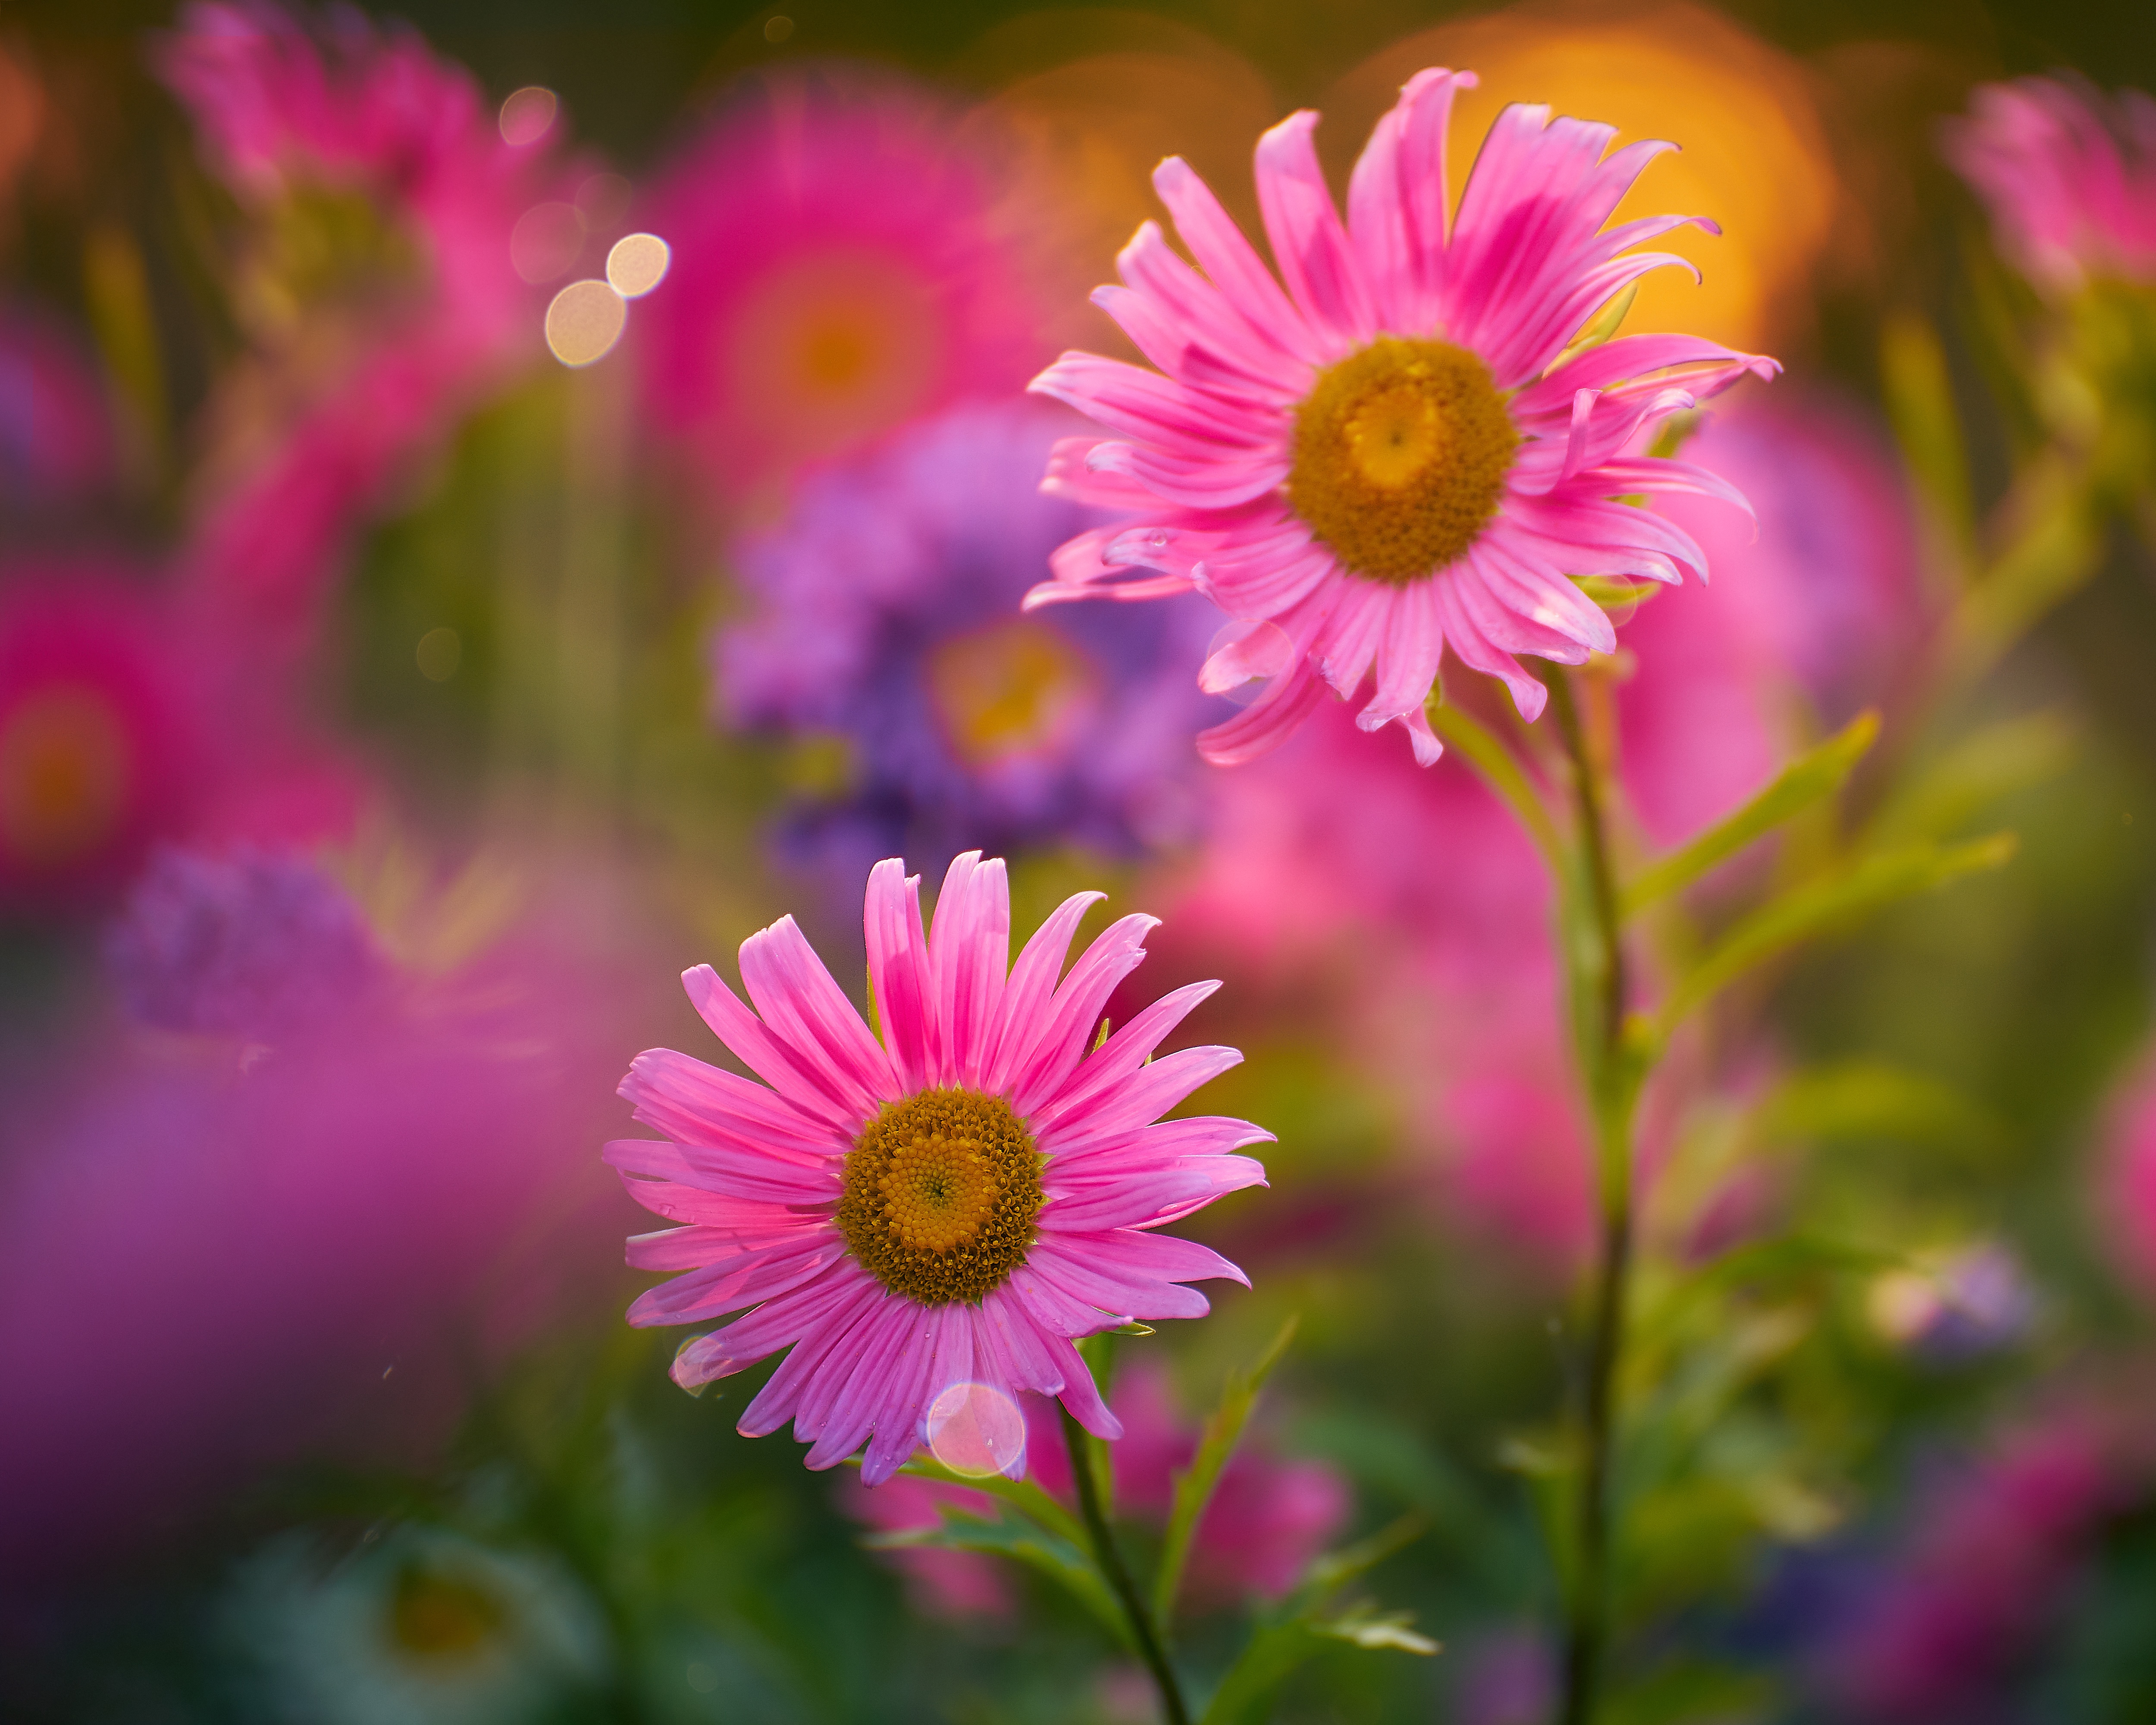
[1009,914,1162,1117]
[736,916,898,1118]
[680,964,865,1135]
[865,859,937,1094]
[605,1136,840,1208]
[929,851,1010,1089]
[983,889,1106,1097]
[1254,109,1374,349]
[674,1260,872,1392]
[1030,979,1222,1132]
[1153,154,1324,368]
[1197,655,1333,766]
[618,1047,845,1160]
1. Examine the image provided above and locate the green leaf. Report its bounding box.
[1310,1607,1441,1656]
[893,1454,1089,1552]
[869,1505,1127,1644]
[1867,710,2076,846]
[1653,833,2016,1040]
[1759,1060,2007,1161]
[1881,312,1975,558]
[1153,1316,1299,1629]
[1294,1512,1429,1604]
[1622,711,1880,918]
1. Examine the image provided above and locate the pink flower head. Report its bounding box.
[837,1361,1349,1616]
[157,1,575,643]
[1028,68,1777,766]
[0,569,197,907]
[608,852,1269,1485]
[635,71,1047,502]
[1943,76,2156,294]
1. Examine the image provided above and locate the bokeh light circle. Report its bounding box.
[498,85,558,148]
[606,233,672,299]
[545,280,627,367]
[924,1381,1026,1478]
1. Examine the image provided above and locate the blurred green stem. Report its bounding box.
[1060,1404,1190,1725]
[1547,669,1639,1725]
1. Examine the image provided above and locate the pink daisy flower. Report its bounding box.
[1028,67,1778,766]
[1943,76,2156,295]
[608,851,1269,1485]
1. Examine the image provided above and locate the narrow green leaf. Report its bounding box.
[1622,711,1879,918]
[1866,711,2075,847]
[1881,313,1975,557]
[870,1506,1128,1644]
[1295,1512,1429,1603]
[1760,1060,2007,1161]
[1654,834,2016,1039]
[1310,1608,1441,1655]
[1153,1316,1299,1630]
[1198,1621,1326,1725]
[894,1454,1089,1552]
[865,965,883,1045]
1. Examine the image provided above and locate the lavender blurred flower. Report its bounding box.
[0,862,641,1575]
[636,70,1048,506]
[716,401,1223,882]
[1866,1242,2038,1364]
[104,845,377,1038]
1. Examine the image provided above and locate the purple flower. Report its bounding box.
[104,846,377,1039]
[715,401,1225,881]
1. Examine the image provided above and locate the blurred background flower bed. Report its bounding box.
[3,0,2156,1721]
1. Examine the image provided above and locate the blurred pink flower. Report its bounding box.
[0,866,644,1576]
[835,1361,1351,1617]
[2095,1054,2156,1299]
[1028,67,1773,766]
[0,568,198,908]
[610,852,1267,1486]
[157,1,576,644]
[634,70,1048,505]
[0,303,115,511]
[1820,1413,2125,1720]
[1944,76,2156,294]
[1620,391,1924,848]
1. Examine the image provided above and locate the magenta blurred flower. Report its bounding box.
[0,303,115,511]
[608,852,1269,1485]
[716,401,1222,881]
[1944,76,2156,294]
[104,845,377,1037]
[1819,1413,2125,1720]
[158,1,574,643]
[1027,67,1775,766]
[2095,1055,2156,1300]
[0,878,641,1574]
[0,568,198,908]
[636,70,1047,504]
[836,1361,1350,1617]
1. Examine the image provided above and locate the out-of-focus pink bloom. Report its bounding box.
[2095,1055,2156,1299]
[635,70,1047,504]
[1028,67,1774,767]
[0,570,198,908]
[0,303,115,511]
[157,1,576,643]
[1453,1626,1558,1725]
[1943,76,2156,294]
[610,852,1267,1486]
[1819,1413,2125,1721]
[835,1361,1351,1617]
[1622,393,1924,848]
[0,869,644,1576]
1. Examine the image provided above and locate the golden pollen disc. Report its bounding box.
[839,1088,1042,1305]
[1285,336,1520,586]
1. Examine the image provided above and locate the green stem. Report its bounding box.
[1546,671,1638,1725]
[1060,1405,1191,1725]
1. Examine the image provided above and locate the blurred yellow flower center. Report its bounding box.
[927,618,1097,766]
[1286,337,1519,584]
[0,685,132,868]
[386,1565,504,1662]
[840,1088,1042,1305]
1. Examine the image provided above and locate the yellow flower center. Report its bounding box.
[839,1088,1042,1305]
[1285,337,1520,585]
[925,617,1097,766]
[0,685,132,869]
